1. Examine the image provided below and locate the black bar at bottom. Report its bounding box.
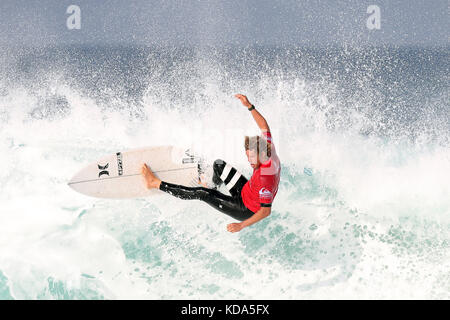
[0,299,440,318]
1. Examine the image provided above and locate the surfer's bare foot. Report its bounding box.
[141,164,161,189]
[198,174,208,188]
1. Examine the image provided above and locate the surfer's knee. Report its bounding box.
[213,159,226,185]
[213,159,226,172]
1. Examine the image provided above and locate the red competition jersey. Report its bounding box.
[241,131,281,213]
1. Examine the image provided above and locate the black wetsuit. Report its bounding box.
[159,159,254,221]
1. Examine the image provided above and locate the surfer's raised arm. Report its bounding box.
[235,94,270,133]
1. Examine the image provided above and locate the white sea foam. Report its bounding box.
[0,48,448,299]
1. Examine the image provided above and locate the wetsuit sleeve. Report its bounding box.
[261,131,273,145]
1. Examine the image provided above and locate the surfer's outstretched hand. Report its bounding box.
[227,222,244,233]
[235,94,252,108]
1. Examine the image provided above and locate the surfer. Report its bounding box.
[141,94,281,233]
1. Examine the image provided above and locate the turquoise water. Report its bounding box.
[0,46,448,299]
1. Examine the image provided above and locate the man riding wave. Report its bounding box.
[141,94,281,233]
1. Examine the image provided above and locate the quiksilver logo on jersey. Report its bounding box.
[116,152,123,175]
[98,163,109,177]
[259,187,272,199]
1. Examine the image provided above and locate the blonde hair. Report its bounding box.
[244,135,271,162]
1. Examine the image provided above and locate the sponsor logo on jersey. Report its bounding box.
[259,187,272,200]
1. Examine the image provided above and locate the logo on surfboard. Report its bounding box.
[182,149,197,164]
[116,152,123,176]
[98,163,109,177]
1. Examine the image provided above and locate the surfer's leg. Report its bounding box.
[159,181,253,221]
[212,159,248,198]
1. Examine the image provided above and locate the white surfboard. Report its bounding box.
[68,146,204,199]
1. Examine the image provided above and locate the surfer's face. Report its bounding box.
[246,150,260,169]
